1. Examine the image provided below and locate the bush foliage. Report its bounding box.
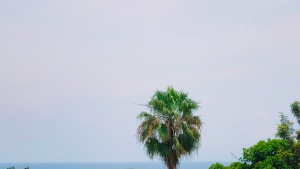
[209,101,300,169]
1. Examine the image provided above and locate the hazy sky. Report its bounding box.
[1,0,300,163]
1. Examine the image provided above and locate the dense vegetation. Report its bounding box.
[137,87,202,169]
[209,101,300,169]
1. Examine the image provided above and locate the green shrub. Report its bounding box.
[209,162,227,169]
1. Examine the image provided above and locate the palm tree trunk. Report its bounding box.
[166,119,178,169]
[166,152,178,169]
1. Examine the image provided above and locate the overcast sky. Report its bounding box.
[1,0,300,163]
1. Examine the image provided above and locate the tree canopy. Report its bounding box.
[209,101,300,169]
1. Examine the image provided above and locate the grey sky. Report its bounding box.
[1,0,300,162]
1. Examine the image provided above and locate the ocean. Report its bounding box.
[0,162,231,169]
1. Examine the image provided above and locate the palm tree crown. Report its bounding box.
[137,86,202,169]
[291,101,300,125]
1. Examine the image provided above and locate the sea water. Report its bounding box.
[0,162,231,169]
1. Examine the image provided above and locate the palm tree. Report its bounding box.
[137,86,202,169]
[291,101,300,139]
[291,101,300,125]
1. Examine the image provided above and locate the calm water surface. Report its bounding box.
[0,162,232,169]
